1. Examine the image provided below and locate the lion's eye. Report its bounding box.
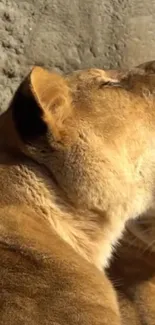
[99,81,121,89]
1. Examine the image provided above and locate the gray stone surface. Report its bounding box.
[1,0,155,112]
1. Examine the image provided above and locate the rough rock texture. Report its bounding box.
[0,0,155,112]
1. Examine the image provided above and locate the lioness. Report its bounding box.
[0,61,155,324]
[0,66,123,325]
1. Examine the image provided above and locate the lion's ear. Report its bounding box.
[11,66,71,142]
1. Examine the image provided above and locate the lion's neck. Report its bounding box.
[1,158,125,270]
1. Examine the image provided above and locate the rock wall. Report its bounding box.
[0,0,155,112]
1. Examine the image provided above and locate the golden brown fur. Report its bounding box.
[1,61,155,324]
[0,66,125,325]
